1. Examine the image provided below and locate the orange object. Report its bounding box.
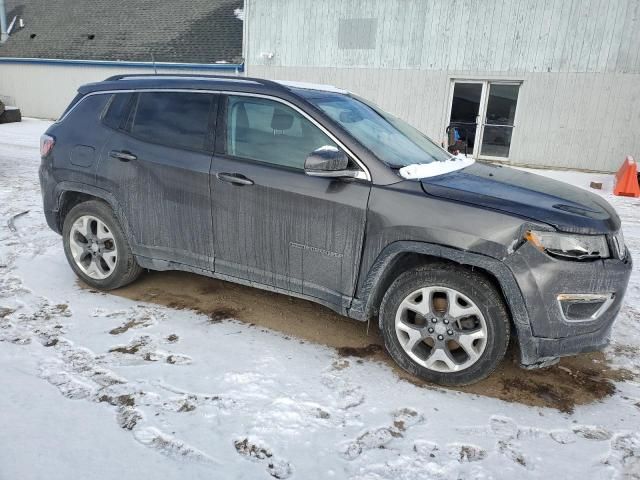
[613,156,640,198]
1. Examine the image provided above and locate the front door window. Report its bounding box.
[225,96,338,169]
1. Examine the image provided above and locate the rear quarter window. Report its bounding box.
[58,93,84,120]
[59,94,111,124]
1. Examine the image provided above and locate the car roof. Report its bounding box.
[77,74,349,97]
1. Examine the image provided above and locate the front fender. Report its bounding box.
[348,240,539,366]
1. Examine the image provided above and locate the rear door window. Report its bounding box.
[129,92,216,151]
[223,96,337,169]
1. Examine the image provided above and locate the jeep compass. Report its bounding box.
[39,75,632,385]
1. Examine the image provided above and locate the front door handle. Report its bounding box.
[216,172,254,186]
[109,150,137,162]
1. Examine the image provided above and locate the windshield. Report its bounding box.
[293,88,452,167]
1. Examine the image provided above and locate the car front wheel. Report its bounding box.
[380,264,510,386]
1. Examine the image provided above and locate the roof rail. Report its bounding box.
[103,73,288,91]
[104,73,237,81]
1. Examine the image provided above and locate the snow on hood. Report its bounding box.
[399,156,475,179]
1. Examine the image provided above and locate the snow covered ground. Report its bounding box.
[1,118,639,480]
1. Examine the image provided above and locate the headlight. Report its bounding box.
[612,229,626,259]
[525,230,610,260]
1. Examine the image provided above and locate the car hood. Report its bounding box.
[420,163,620,234]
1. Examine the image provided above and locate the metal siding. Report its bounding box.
[241,0,640,73]
[247,0,640,171]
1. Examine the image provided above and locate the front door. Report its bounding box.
[96,91,218,270]
[210,94,370,306]
[447,81,520,160]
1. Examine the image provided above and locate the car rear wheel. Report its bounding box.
[62,200,142,290]
[380,264,510,386]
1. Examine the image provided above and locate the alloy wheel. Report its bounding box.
[394,286,488,373]
[68,215,118,280]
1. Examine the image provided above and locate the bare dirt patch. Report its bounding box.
[208,307,240,323]
[109,318,149,335]
[106,270,634,412]
[337,344,384,358]
[166,334,179,343]
[0,307,15,318]
[97,393,136,407]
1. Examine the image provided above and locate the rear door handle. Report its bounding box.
[109,150,137,162]
[216,172,254,186]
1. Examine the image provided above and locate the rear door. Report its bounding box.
[210,94,371,307]
[96,91,218,270]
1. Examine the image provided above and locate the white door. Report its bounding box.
[446,81,520,160]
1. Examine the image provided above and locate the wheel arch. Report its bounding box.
[350,241,537,363]
[54,182,136,245]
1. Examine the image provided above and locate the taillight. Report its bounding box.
[40,134,55,158]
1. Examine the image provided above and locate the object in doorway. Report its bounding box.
[613,156,640,198]
[446,125,469,156]
[589,181,602,190]
[0,106,22,124]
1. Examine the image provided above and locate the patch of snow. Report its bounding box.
[1,119,640,479]
[233,8,244,21]
[316,145,340,152]
[278,80,350,94]
[399,155,476,179]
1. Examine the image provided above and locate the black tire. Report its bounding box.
[380,264,510,386]
[62,200,142,290]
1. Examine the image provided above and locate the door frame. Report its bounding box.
[444,79,486,158]
[445,79,522,162]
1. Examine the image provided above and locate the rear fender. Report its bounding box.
[54,181,137,245]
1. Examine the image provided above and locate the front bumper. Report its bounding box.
[505,241,632,367]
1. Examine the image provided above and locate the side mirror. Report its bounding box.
[304,146,362,179]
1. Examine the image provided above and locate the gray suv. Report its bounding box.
[39,74,632,385]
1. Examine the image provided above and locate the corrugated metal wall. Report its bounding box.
[246,0,640,171]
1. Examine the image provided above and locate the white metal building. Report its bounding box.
[244,0,640,172]
[1,0,639,172]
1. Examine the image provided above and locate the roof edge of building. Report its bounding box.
[0,57,244,71]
